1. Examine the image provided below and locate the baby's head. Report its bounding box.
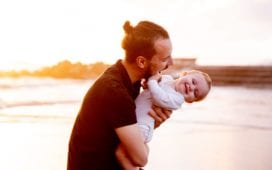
[175,70,212,103]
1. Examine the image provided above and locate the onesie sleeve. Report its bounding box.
[147,77,184,110]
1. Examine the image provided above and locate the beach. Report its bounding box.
[147,122,272,170]
[0,78,272,170]
[146,86,272,170]
[0,117,271,170]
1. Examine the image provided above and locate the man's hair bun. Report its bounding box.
[123,21,133,34]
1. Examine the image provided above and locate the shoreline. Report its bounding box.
[1,118,271,170]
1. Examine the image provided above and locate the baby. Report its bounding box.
[137,69,212,142]
[116,70,212,169]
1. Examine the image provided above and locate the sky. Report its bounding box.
[0,0,272,70]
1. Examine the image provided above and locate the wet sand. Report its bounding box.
[0,118,271,170]
[0,119,272,170]
[0,86,272,170]
[0,121,72,170]
[146,122,272,170]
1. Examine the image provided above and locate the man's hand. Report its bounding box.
[148,105,172,128]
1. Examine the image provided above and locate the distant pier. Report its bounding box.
[169,58,272,86]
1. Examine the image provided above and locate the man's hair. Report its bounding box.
[122,20,169,63]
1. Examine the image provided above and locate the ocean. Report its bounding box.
[0,77,272,170]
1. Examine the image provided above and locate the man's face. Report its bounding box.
[144,38,173,79]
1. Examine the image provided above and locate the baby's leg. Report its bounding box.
[115,144,139,170]
[138,124,153,143]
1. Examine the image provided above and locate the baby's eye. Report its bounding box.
[192,79,196,85]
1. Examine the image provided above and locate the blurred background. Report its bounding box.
[0,0,272,170]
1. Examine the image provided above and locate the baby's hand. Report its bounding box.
[149,73,162,81]
[141,79,148,89]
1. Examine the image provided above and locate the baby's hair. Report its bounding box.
[181,70,212,90]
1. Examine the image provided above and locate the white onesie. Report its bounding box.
[135,75,184,142]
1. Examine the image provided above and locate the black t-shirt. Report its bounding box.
[68,60,141,170]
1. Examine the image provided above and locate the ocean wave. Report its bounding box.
[0,77,92,90]
[0,100,80,109]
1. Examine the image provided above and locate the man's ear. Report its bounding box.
[136,56,147,69]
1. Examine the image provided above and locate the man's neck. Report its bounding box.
[122,60,142,84]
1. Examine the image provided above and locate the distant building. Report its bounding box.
[171,57,197,70]
[164,57,272,86]
[162,57,197,76]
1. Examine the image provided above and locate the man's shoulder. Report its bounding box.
[97,61,125,87]
[93,75,125,95]
[101,72,125,87]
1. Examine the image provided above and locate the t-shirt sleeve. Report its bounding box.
[104,82,137,129]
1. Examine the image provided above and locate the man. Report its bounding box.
[68,20,173,170]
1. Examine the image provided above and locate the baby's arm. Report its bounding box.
[148,75,183,110]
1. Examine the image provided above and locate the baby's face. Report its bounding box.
[175,73,209,103]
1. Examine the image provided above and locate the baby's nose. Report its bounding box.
[188,85,192,91]
[189,84,195,92]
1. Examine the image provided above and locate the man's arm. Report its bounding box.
[115,124,149,167]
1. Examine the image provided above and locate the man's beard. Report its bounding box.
[143,64,169,80]
[143,64,153,80]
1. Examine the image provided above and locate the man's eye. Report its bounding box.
[162,57,168,62]
[162,56,170,62]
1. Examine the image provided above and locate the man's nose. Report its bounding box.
[168,57,174,66]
